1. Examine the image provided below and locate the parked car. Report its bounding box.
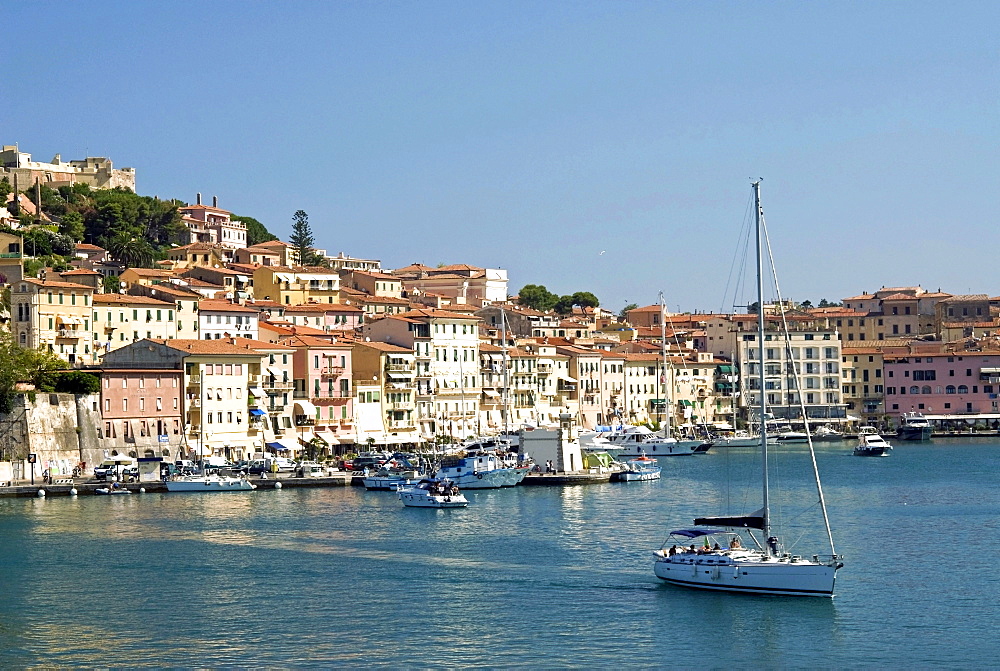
[346,456,387,472]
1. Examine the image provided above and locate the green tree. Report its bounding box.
[0,330,67,414]
[516,284,559,311]
[570,291,600,309]
[58,211,85,241]
[619,303,638,322]
[0,177,12,202]
[234,214,278,246]
[102,275,122,294]
[290,210,315,266]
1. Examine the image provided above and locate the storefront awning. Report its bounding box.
[249,408,267,417]
[266,438,299,451]
[316,431,340,445]
[294,400,318,416]
[483,389,500,397]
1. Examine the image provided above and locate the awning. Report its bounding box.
[236,275,249,282]
[265,367,281,378]
[294,400,318,416]
[483,389,500,398]
[248,386,266,398]
[316,431,340,445]
[716,365,734,373]
[387,371,412,378]
[58,316,82,324]
[275,273,294,282]
[249,409,266,417]
[266,438,299,451]
[694,508,765,530]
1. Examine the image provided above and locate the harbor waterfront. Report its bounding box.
[1,439,998,667]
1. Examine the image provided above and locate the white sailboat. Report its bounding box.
[652,181,843,597]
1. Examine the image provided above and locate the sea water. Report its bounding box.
[1,439,998,668]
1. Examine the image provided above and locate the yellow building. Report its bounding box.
[11,277,95,364]
[252,266,340,305]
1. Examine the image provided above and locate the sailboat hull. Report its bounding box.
[652,551,837,597]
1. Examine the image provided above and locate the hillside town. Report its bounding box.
[3,146,1000,480]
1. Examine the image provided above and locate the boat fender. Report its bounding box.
[476,473,483,480]
[274,482,283,489]
[444,497,451,502]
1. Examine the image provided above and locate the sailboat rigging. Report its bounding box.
[651,181,842,596]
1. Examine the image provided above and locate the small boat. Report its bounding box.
[896,413,933,441]
[363,467,423,491]
[811,425,845,442]
[397,479,469,508]
[165,473,257,492]
[96,485,131,495]
[712,430,779,448]
[612,453,662,482]
[854,427,892,457]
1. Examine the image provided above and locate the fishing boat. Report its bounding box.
[612,453,662,482]
[397,479,469,508]
[653,181,843,597]
[896,413,933,441]
[811,425,845,442]
[96,484,131,495]
[854,426,892,457]
[363,467,423,491]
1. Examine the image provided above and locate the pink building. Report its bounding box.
[286,335,355,449]
[884,350,1000,419]
[99,368,184,458]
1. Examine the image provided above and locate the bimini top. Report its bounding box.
[694,507,765,530]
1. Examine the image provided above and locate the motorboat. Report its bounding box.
[397,479,469,508]
[811,425,845,442]
[854,427,892,457]
[363,467,423,491]
[653,182,842,597]
[712,430,779,448]
[434,448,528,489]
[641,435,711,456]
[896,413,933,441]
[165,473,257,492]
[612,453,662,482]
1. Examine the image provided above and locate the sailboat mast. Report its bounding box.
[501,309,509,436]
[753,180,771,548]
[659,291,669,438]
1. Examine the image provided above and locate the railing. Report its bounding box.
[268,404,286,412]
[188,399,201,408]
[263,379,294,390]
[187,375,201,385]
[389,401,414,410]
[386,363,413,372]
[248,374,260,385]
[320,367,344,378]
[57,329,80,338]
[294,416,316,426]
[537,364,553,373]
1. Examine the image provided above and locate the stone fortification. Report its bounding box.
[0,392,105,483]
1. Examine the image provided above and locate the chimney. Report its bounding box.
[213,195,218,208]
[196,193,202,205]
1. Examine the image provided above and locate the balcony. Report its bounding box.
[188,398,201,408]
[537,363,553,373]
[268,404,287,413]
[263,378,294,390]
[294,415,316,426]
[187,374,201,385]
[387,363,413,373]
[57,329,81,339]
[389,401,415,410]
[248,374,260,385]
[320,367,345,379]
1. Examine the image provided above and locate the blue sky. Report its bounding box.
[7,1,998,312]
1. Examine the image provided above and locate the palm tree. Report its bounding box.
[105,231,154,268]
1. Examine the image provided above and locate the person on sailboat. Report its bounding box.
[729,536,741,550]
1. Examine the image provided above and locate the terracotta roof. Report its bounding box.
[60,268,101,276]
[359,295,410,305]
[880,293,920,302]
[941,294,990,302]
[19,278,94,290]
[282,335,352,349]
[394,308,481,321]
[179,204,231,214]
[123,268,175,277]
[260,322,330,337]
[75,243,106,252]
[353,340,413,353]
[93,294,174,306]
[170,242,221,252]
[197,299,258,313]
[150,338,283,356]
[145,284,201,299]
